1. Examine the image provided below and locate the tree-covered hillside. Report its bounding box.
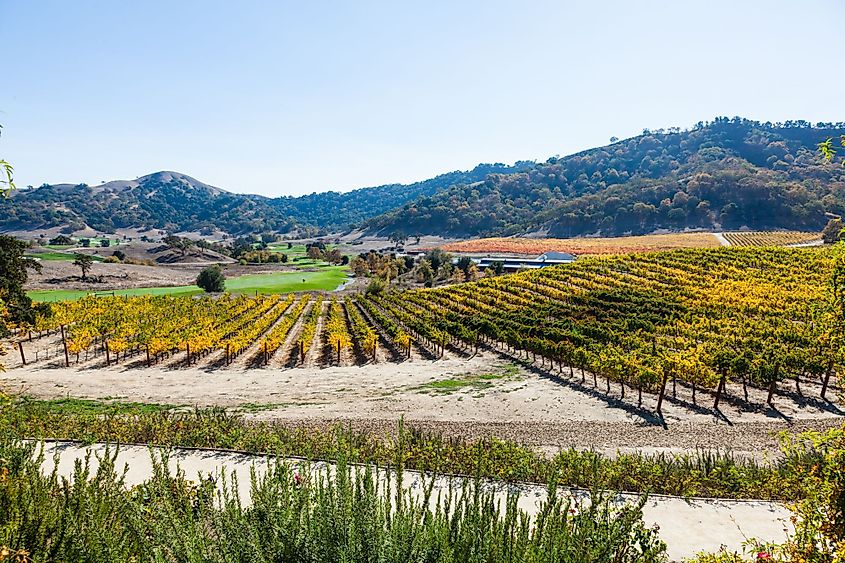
[269,162,529,229]
[0,171,294,235]
[4,118,845,237]
[367,118,845,237]
[0,164,527,235]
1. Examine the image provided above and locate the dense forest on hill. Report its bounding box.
[2,117,844,237]
[268,162,529,228]
[0,164,526,235]
[0,171,294,235]
[367,117,845,237]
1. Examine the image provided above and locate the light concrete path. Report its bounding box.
[787,239,824,247]
[713,232,731,246]
[37,441,793,562]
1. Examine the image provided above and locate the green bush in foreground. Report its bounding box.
[0,434,667,562]
[0,399,799,500]
[688,424,845,562]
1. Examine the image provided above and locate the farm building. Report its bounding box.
[475,251,576,272]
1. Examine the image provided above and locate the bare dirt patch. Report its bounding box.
[3,349,842,453]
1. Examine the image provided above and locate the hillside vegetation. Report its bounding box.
[4,118,844,239]
[0,164,525,235]
[366,246,841,407]
[368,117,845,237]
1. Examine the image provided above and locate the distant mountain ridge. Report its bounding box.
[3,117,844,238]
[0,163,528,235]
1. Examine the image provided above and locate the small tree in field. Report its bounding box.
[196,265,225,293]
[72,253,93,281]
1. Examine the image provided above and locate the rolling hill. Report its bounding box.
[3,117,844,238]
[0,171,292,235]
[0,164,527,236]
[367,117,845,237]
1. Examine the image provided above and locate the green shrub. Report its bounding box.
[0,433,667,562]
[196,265,226,293]
[0,400,800,500]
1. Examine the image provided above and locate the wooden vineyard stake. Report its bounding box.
[105,341,110,365]
[766,364,780,406]
[656,370,668,415]
[264,342,269,365]
[18,341,26,366]
[146,346,151,367]
[225,343,230,366]
[336,342,341,365]
[713,371,727,410]
[767,378,777,406]
[299,341,305,363]
[186,343,191,366]
[821,359,834,400]
[60,325,70,367]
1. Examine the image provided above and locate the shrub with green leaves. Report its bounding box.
[0,433,667,562]
[0,399,800,500]
[196,264,226,293]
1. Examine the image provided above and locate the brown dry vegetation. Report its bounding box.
[439,233,722,256]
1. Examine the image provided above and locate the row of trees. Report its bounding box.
[351,248,503,293]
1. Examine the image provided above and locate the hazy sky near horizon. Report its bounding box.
[2,0,843,197]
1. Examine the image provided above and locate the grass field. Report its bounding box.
[266,243,308,256]
[27,266,350,302]
[439,233,722,255]
[42,238,120,250]
[25,251,105,262]
[223,266,350,293]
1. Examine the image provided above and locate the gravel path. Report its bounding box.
[253,416,842,454]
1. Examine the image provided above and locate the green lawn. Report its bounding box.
[224,266,350,293]
[266,243,339,258]
[26,252,105,262]
[28,266,351,302]
[28,285,204,302]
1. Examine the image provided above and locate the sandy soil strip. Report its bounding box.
[253,416,841,455]
[272,298,315,368]
[301,300,328,368]
[37,441,793,562]
[350,299,403,362]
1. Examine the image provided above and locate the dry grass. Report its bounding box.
[439,233,721,256]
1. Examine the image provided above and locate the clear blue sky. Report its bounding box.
[1,0,843,197]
